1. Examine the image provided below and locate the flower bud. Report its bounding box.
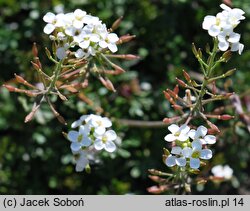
[163,148,170,156]
[117,34,136,44]
[224,68,236,77]
[221,50,232,62]
[192,43,198,57]
[111,16,123,31]
[3,84,17,92]
[220,114,234,120]
[176,78,187,87]
[174,85,179,95]
[182,69,191,82]
[45,47,52,58]
[163,116,180,124]
[31,61,40,71]
[167,89,178,99]
[205,43,210,54]
[32,42,38,57]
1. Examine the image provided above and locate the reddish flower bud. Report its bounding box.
[182,69,191,82]
[32,42,38,57]
[111,16,123,31]
[3,84,16,92]
[172,104,183,111]
[220,114,234,120]
[117,34,136,44]
[176,78,187,87]
[167,89,178,99]
[174,85,179,95]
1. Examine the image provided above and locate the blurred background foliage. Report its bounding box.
[0,0,250,194]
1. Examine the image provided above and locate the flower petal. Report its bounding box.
[164,134,176,142]
[104,140,116,152]
[108,43,118,53]
[176,157,186,167]
[188,129,196,140]
[182,147,192,158]
[43,24,55,34]
[202,15,216,30]
[70,142,81,151]
[165,155,176,167]
[179,124,190,134]
[102,117,112,127]
[81,136,92,147]
[192,140,202,151]
[105,130,117,141]
[56,47,67,60]
[94,139,105,150]
[171,146,182,155]
[67,131,79,142]
[168,124,179,134]
[95,126,106,136]
[107,33,119,42]
[211,165,224,177]
[218,41,229,51]
[196,125,207,137]
[190,158,200,169]
[79,40,90,49]
[43,12,56,23]
[228,32,240,43]
[178,134,189,142]
[200,149,212,160]
[208,25,221,37]
[99,40,108,48]
[71,119,82,128]
[204,135,216,144]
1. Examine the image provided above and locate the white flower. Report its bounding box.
[89,115,112,136]
[71,115,91,128]
[211,164,233,179]
[67,125,92,151]
[164,124,190,142]
[99,33,119,53]
[182,140,212,169]
[43,10,121,58]
[165,146,186,167]
[94,130,117,152]
[56,46,67,60]
[43,12,65,34]
[72,9,87,29]
[231,42,244,55]
[188,125,216,145]
[73,150,89,172]
[202,4,245,54]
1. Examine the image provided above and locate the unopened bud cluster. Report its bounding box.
[67,114,117,172]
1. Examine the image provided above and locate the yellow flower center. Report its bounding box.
[102,136,107,143]
[77,134,83,142]
[192,151,200,158]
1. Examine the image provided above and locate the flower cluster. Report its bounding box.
[43,9,119,59]
[164,124,216,169]
[67,114,117,172]
[211,165,233,179]
[202,4,245,54]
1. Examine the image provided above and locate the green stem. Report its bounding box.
[192,39,218,115]
[47,59,64,93]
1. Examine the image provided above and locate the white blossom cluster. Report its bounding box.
[164,124,216,169]
[43,9,119,60]
[202,4,245,54]
[67,114,117,172]
[212,165,233,179]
